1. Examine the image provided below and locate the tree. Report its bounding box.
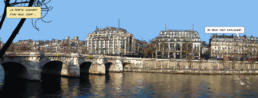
[183,42,193,60]
[135,40,147,57]
[159,41,166,58]
[143,40,155,58]
[0,0,52,59]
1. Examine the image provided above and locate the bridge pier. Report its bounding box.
[61,63,69,77]
[108,59,123,72]
[61,54,80,77]
[25,53,41,81]
[89,56,106,75]
[66,64,80,77]
[24,61,41,81]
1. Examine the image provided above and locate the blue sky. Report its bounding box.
[0,0,257,42]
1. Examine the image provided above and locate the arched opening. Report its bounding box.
[41,61,62,92]
[41,61,63,76]
[123,62,130,70]
[105,62,112,73]
[0,62,31,98]
[1,62,28,80]
[80,62,92,75]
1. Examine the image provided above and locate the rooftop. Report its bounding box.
[95,27,127,33]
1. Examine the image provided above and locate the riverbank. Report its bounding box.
[123,58,258,75]
[123,70,258,75]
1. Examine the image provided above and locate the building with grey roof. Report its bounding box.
[86,27,138,56]
[210,35,258,60]
[153,30,201,59]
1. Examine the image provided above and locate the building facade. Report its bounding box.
[154,30,201,59]
[86,27,138,56]
[210,35,258,60]
[6,36,86,54]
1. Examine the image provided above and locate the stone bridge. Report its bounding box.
[2,52,256,81]
[0,52,125,81]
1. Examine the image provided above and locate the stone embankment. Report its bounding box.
[123,58,258,74]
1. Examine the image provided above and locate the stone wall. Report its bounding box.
[1,53,258,81]
[124,59,258,74]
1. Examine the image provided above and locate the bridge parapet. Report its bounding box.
[1,53,131,80]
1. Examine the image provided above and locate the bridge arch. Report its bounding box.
[80,62,92,75]
[41,61,63,76]
[1,62,28,80]
[123,62,129,67]
[105,62,112,73]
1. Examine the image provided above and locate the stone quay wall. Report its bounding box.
[123,58,258,74]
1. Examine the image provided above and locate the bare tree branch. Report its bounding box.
[0,0,10,31]
[9,1,29,6]
[0,0,35,58]
[31,0,52,31]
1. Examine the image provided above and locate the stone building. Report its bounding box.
[14,39,34,51]
[36,36,85,53]
[86,27,138,56]
[13,36,86,54]
[210,35,258,60]
[153,30,201,59]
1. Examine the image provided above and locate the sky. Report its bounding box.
[0,0,257,42]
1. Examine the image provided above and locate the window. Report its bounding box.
[176,43,180,51]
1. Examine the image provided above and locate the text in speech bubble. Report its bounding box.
[205,27,244,34]
[7,7,41,18]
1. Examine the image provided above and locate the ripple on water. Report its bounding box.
[0,72,258,97]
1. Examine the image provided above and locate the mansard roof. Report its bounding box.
[86,26,135,41]
[211,35,258,43]
[153,30,201,42]
[95,27,127,33]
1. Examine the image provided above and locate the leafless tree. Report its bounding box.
[0,0,52,59]
[159,41,166,58]
[143,39,158,58]
[183,42,194,69]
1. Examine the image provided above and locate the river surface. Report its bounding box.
[1,69,258,98]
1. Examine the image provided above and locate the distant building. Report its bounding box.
[153,30,201,59]
[86,27,138,56]
[15,39,34,51]
[12,36,86,54]
[210,35,258,60]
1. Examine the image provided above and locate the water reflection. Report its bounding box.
[106,73,123,96]
[0,79,40,98]
[40,74,62,98]
[1,72,258,98]
[61,77,79,98]
[79,75,91,96]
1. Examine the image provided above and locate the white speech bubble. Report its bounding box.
[205,27,245,34]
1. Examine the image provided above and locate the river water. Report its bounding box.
[1,69,258,98]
